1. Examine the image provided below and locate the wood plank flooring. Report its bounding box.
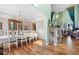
[3,37,79,55]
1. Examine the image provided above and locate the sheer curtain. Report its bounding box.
[67,7,75,30]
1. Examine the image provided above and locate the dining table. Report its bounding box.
[23,32,37,37]
[0,35,9,54]
[0,35,9,44]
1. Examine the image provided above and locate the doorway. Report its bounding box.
[32,23,36,31]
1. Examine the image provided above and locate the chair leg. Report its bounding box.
[35,37,37,41]
[16,42,18,48]
[33,37,34,42]
[16,39,18,48]
[21,39,23,47]
[8,42,11,52]
[9,44,10,52]
[26,39,27,44]
[29,38,31,44]
[29,40,31,44]
[9,47,10,52]
[4,42,7,52]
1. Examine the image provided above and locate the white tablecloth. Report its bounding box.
[0,36,9,44]
[0,33,37,44]
[24,33,37,37]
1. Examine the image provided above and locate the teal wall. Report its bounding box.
[57,12,63,27]
[75,5,78,27]
[74,5,79,28]
[51,5,79,30]
[37,4,51,20]
[63,10,73,26]
[51,9,73,28]
[35,4,79,44]
[34,4,79,44]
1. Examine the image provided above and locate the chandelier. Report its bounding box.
[16,10,23,21]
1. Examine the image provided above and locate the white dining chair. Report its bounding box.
[0,30,6,52]
[34,33,38,41]
[14,30,24,47]
[14,30,21,41]
[0,30,4,36]
[24,33,30,44]
[29,30,37,43]
[23,32,28,44]
[20,31,25,46]
[7,31,18,51]
[16,30,26,47]
[29,33,35,44]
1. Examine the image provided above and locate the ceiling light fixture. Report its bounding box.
[16,10,23,21]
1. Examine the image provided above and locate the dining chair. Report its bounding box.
[23,32,28,44]
[17,30,27,47]
[34,33,38,41]
[0,30,4,36]
[14,30,21,41]
[14,30,24,47]
[24,33,30,44]
[29,33,35,44]
[7,31,18,51]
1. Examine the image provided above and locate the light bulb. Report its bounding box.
[56,14,59,18]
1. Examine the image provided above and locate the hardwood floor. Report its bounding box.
[3,37,79,55]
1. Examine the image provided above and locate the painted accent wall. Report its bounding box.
[51,9,73,30]
[74,5,79,28]
[36,4,51,20]
[63,10,73,26]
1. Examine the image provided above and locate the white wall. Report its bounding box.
[0,13,20,31]
[0,13,35,31]
[2,17,8,31]
[23,17,48,43]
[75,5,79,28]
[34,17,47,40]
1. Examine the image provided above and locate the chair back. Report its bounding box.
[7,31,15,42]
[0,30,4,36]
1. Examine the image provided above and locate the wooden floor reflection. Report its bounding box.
[4,37,79,55]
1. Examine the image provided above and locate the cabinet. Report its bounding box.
[8,19,22,30]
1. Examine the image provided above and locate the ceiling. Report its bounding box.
[0,4,44,20]
[0,4,77,21]
[51,4,76,12]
